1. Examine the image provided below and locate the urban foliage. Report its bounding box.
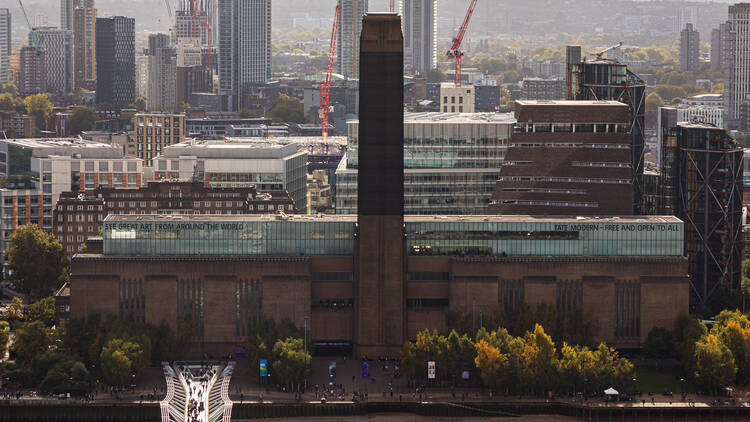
[268,94,305,124]
[24,94,54,131]
[245,317,307,383]
[6,224,66,301]
[272,337,312,390]
[67,106,99,135]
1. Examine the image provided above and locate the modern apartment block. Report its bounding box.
[567,46,646,214]
[660,123,743,311]
[710,22,729,72]
[521,77,566,100]
[152,140,308,212]
[31,28,74,95]
[19,46,47,96]
[133,113,185,165]
[177,66,213,106]
[488,100,633,216]
[337,0,368,79]
[73,5,97,90]
[147,34,177,112]
[680,23,700,72]
[336,112,513,215]
[135,53,149,101]
[724,4,750,129]
[96,16,135,105]
[172,8,208,47]
[218,0,271,111]
[61,0,93,31]
[0,8,9,85]
[399,0,437,74]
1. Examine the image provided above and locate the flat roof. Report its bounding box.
[515,100,627,107]
[349,112,516,124]
[105,214,682,224]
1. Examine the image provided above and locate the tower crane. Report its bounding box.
[319,4,340,139]
[16,0,40,52]
[390,0,395,12]
[446,0,478,86]
[592,42,623,61]
[163,0,173,19]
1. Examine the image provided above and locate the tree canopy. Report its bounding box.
[24,93,54,131]
[67,106,98,135]
[271,337,312,390]
[268,94,305,123]
[6,224,65,300]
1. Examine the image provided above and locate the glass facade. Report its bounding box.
[405,220,683,257]
[102,216,684,258]
[103,218,356,255]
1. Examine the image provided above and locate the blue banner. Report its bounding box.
[260,359,268,377]
[361,361,369,378]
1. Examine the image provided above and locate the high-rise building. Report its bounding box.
[96,16,135,105]
[135,53,149,101]
[724,4,750,129]
[0,9,9,85]
[61,0,94,30]
[660,122,743,312]
[399,0,436,74]
[488,100,633,216]
[172,8,208,47]
[19,46,47,96]
[177,65,212,106]
[710,23,730,72]
[31,28,74,95]
[566,45,646,214]
[680,23,700,72]
[337,0,368,79]
[218,0,271,111]
[147,34,177,112]
[356,13,404,356]
[73,5,96,90]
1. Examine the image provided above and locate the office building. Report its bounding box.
[96,16,135,105]
[474,84,501,112]
[53,181,293,259]
[488,100,632,216]
[61,0,93,31]
[724,4,750,129]
[439,83,474,113]
[147,34,177,112]
[661,123,743,312]
[0,9,9,85]
[336,112,511,215]
[521,78,566,101]
[172,8,208,47]
[133,113,185,165]
[31,28,74,95]
[337,0,368,79]
[152,139,307,212]
[19,46,47,96]
[399,0,437,74]
[567,45,646,214]
[177,38,203,67]
[135,53,149,101]
[218,0,271,111]
[185,117,272,138]
[177,66,213,107]
[73,5,97,90]
[680,23,700,73]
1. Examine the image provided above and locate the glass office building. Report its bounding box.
[336,112,514,215]
[102,215,683,258]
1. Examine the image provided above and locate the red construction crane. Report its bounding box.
[319,4,340,139]
[446,0,478,86]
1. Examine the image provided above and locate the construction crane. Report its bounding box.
[319,4,340,139]
[446,0,478,86]
[390,0,395,12]
[163,0,173,19]
[592,42,623,61]
[16,0,40,52]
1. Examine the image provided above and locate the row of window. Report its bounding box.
[498,176,631,184]
[509,143,629,149]
[571,161,631,168]
[58,214,103,222]
[495,200,599,208]
[59,205,103,211]
[514,123,629,133]
[56,224,100,232]
[502,188,586,195]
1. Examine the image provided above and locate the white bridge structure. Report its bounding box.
[161,361,235,422]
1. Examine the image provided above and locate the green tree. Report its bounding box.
[674,313,708,371]
[133,97,146,111]
[271,337,312,390]
[0,320,9,359]
[0,93,21,114]
[2,296,24,323]
[24,93,54,132]
[1,83,18,96]
[268,94,305,123]
[12,320,52,367]
[711,82,724,95]
[522,324,557,394]
[653,85,688,103]
[693,334,736,395]
[100,338,145,387]
[67,106,98,135]
[644,326,674,358]
[6,224,65,300]
[40,360,94,395]
[645,92,664,111]
[425,68,445,83]
[26,297,56,326]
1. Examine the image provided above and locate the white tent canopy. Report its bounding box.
[604,388,619,395]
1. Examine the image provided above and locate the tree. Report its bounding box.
[268,94,305,123]
[645,92,664,111]
[271,337,312,390]
[711,82,724,95]
[67,106,98,135]
[2,296,24,323]
[425,68,445,83]
[0,93,21,114]
[177,102,190,112]
[6,224,65,301]
[1,83,18,96]
[674,313,707,370]
[26,297,56,326]
[133,97,146,111]
[644,326,674,358]
[40,360,94,395]
[0,320,9,359]
[12,320,52,367]
[100,338,145,387]
[24,93,54,131]
[693,334,736,395]
[522,324,557,394]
